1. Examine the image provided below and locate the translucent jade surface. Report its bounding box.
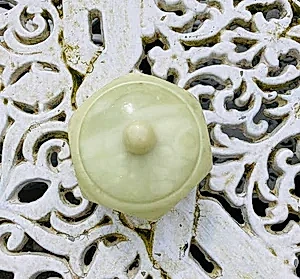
[69,73,212,220]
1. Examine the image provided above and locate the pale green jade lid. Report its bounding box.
[69,73,212,220]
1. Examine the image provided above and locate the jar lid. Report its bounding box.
[69,73,212,220]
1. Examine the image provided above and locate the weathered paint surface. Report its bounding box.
[0,0,300,278]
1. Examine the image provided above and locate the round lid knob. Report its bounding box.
[123,121,156,155]
[69,73,212,220]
